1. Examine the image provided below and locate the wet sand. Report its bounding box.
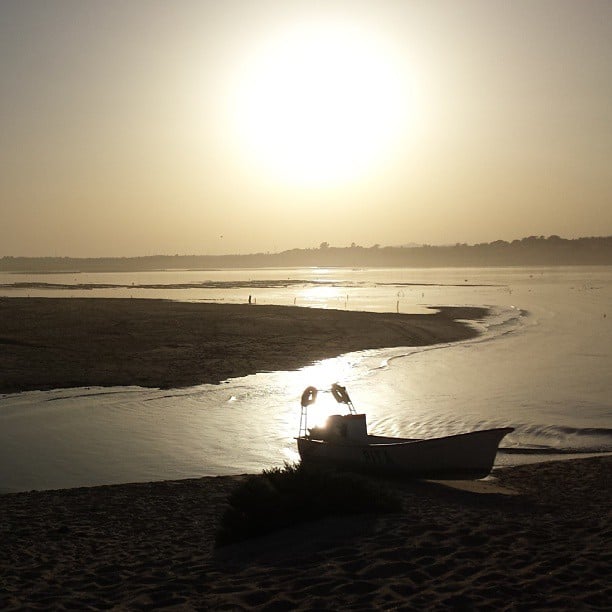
[0,297,486,394]
[1,456,609,610]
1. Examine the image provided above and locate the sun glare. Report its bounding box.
[227,21,411,188]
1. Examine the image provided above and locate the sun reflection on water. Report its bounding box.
[275,353,365,434]
[297,284,347,308]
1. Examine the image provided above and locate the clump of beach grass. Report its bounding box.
[215,462,401,546]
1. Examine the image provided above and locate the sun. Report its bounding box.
[226,20,411,188]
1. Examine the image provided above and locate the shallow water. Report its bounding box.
[1,266,611,493]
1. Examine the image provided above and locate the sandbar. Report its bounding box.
[0,297,486,394]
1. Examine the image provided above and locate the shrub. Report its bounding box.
[215,463,401,546]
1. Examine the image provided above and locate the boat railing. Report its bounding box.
[298,384,357,438]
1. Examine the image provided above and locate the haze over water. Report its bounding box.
[1,266,610,493]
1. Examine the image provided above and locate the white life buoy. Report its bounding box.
[331,383,350,405]
[301,386,318,407]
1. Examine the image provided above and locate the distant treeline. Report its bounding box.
[2,235,612,273]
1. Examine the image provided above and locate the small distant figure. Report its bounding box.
[248,295,252,304]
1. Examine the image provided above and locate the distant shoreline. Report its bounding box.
[2,235,612,272]
[0,297,486,394]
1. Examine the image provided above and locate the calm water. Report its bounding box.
[1,266,611,493]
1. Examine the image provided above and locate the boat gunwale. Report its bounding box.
[296,426,514,448]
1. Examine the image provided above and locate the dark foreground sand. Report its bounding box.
[1,457,609,610]
[0,297,486,394]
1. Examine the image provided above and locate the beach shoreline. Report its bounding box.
[1,456,609,609]
[0,297,487,394]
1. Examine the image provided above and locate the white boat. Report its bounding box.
[296,384,513,480]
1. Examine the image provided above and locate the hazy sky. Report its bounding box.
[2,0,611,256]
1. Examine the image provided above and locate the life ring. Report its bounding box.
[301,386,318,407]
[331,383,350,405]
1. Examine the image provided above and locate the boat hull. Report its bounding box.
[297,428,513,480]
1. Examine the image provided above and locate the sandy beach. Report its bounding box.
[0,297,485,394]
[0,456,609,609]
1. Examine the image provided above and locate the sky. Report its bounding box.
[1,0,611,257]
